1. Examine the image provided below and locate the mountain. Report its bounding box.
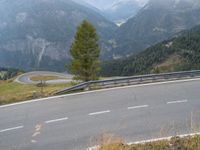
[83,0,148,25]
[103,0,147,25]
[111,0,200,58]
[101,24,200,76]
[0,0,117,71]
[82,0,117,10]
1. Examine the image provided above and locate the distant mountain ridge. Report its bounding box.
[111,0,200,58]
[83,0,148,25]
[103,0,146,25]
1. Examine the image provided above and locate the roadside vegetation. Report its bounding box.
[98,134,200,150]
[0,67,23,80]
[0,79,72,105]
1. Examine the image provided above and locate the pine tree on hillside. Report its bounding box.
[69,20,101,81]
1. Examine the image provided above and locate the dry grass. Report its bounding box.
[97,134,200,150]
[30,75,65,81]
[98,112,200,150]
[97,134,125,150]
[0,79,72,105]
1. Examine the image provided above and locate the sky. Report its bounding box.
[82,0,149,10]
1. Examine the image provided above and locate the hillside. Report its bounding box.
[101,25,200,76]
[0,0,117,71]
[111,0,200,58]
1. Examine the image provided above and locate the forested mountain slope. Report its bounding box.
[101,25,200,76]
[111,0,200,58]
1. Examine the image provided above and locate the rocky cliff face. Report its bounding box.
[0,0,117,71]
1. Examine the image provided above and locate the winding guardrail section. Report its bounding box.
[55,70,200,95]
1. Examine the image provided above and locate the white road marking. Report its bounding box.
[89,110,111,116]
[35,124,42,131]
[1,78,200,109]
[167,99,188,104]
[45,117,68,124]
[32,131,40,137]
[0,126,24,133]
[86,145,100,150]
[128,105,149,110]
[128,131,200,145]
[31,140,37,143]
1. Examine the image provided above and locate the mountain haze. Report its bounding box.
[83,0,148,25]
[112,0,200,58]
[103,0,147,25]
[0,0,117,71]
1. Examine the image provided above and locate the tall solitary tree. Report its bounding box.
[69,20,101,81]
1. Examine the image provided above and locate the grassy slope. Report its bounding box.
[30,75,64,81]
[0,79,71,105]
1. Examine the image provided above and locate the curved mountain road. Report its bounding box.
[1,78,200,149]
[15,71,73,84]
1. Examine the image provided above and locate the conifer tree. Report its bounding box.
[69,20,100,81]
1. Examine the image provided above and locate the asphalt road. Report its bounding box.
[1,78,200,150]
[15,71,72,84]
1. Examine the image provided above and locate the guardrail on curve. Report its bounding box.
[54,70,200,95]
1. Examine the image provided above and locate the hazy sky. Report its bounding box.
[83,0,149,10]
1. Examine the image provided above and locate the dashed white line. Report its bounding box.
[45,117,68,124]
[0,126,24,133]
[167,99,188,104]
[128,105,149,110]
[89,110,111,116]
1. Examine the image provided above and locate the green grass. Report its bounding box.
[0,79,72,105]
[30,75,65,81]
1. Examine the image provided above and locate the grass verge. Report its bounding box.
[30,75,65,81]
[0,79,72,105]
[97,134,200,150]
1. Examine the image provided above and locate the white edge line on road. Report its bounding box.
[86,132,200,150]
[0,126,24,133]
[128,131,200,145]
[167,99,188,104]
[1,78,200,109]
[128,105,149,110]
[45,117,68,124]
[89,110,111,116]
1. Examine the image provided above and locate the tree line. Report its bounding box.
[0,67,22,80]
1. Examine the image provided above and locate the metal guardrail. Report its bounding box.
[55,70,200,95]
